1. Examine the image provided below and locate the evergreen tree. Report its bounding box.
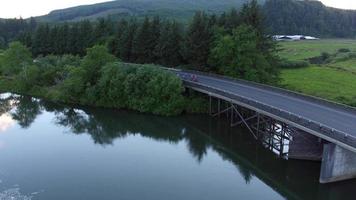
[108,19,128,57]
[49,26,59,54]
[241,0,278,69]
[132,17,152,63]
[147,16,161,62]
[155,21,183,66]
[183,11,213,70]
[118,19,138,62]
[59,23,70,54]
[32,24,51,56]
[68,24,80,55]
[94,18,114,44]
[78,20,94,55]
[17,31,32,48]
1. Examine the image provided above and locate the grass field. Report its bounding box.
[278,39,356,61]
[278,39,356,106]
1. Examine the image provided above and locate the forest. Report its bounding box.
[2,0,279,83]
[0,0,278,116]
[2,0,356,46]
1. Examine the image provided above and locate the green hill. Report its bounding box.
[36,0,265,22]
[263,0,356,37]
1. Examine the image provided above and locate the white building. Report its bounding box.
[273,35,319,41]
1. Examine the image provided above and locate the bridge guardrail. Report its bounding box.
[183,80,356,151]
[176,69,356,116]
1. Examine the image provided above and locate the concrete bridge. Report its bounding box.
[174,69,356,184]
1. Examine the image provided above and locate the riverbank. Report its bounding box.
[0,68,208,116]
[0,43,208,116]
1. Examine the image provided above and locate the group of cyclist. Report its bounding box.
[178,73,198,82]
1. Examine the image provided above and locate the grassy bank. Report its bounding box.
[278,39,356,107]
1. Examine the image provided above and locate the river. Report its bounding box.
[0,93,354,200]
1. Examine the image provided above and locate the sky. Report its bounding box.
[0,0,110,18]
[0,0,356,18]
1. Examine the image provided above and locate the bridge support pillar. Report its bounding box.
[288,130,323,161]
[320,143,356,183]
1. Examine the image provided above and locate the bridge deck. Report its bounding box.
[177,70,356,152]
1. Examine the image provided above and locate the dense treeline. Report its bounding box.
[2,0,356,48]
[13,0,278,83]
[264,0,356,38]
[0,17,37,48]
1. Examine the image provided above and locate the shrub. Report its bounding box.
[338,48,351,53]
[59,66,87,103]
[279,60,309,69]
[348,52,356,59]
[35,55,81,86]
[16,65,41,91]
[98,63,185,116]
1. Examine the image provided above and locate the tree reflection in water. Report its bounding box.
[1,93,356,200]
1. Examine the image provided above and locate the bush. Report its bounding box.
[35,55,81,86]
[348,52,356,59]
[97,62,185,116]
[59,66,87,103]
[338,48,351,53]
[0,43,188,116]
[279,60,309,69]
[321,52,331,61]
[16,65,41,91]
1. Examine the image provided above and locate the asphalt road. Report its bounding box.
[178,72,356,139]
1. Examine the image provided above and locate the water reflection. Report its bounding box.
[0,94,16,133]
[0,93,355,200]
[0,114,14,133]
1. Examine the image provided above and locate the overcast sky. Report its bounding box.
[0,0,355,18]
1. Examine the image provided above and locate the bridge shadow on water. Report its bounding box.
[1,94,356,200]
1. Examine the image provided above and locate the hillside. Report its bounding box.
[34,0,356,37]
[263,0,356,37]
[36,0,264,22]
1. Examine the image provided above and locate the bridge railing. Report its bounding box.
[183,80,356,152]
[175,69,356,116]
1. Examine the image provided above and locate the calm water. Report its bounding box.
[0,93,355,200]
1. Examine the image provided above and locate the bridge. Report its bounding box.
[173,69,356,184]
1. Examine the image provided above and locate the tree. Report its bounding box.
[68,24,80,55]
[0,42,32,76]
[94,18,114,44]
[32,24,51,56]
[81,45,116,86]
[147,16,161,62]
[209,25,278,83]
[0,37,5,49]
[118,19,138,62]
[132,17,153,63]
[80,45,116,104]
[78,20,95,55]
[183,11,213,70]
[108,19,129,57]
[155,21,183,66]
